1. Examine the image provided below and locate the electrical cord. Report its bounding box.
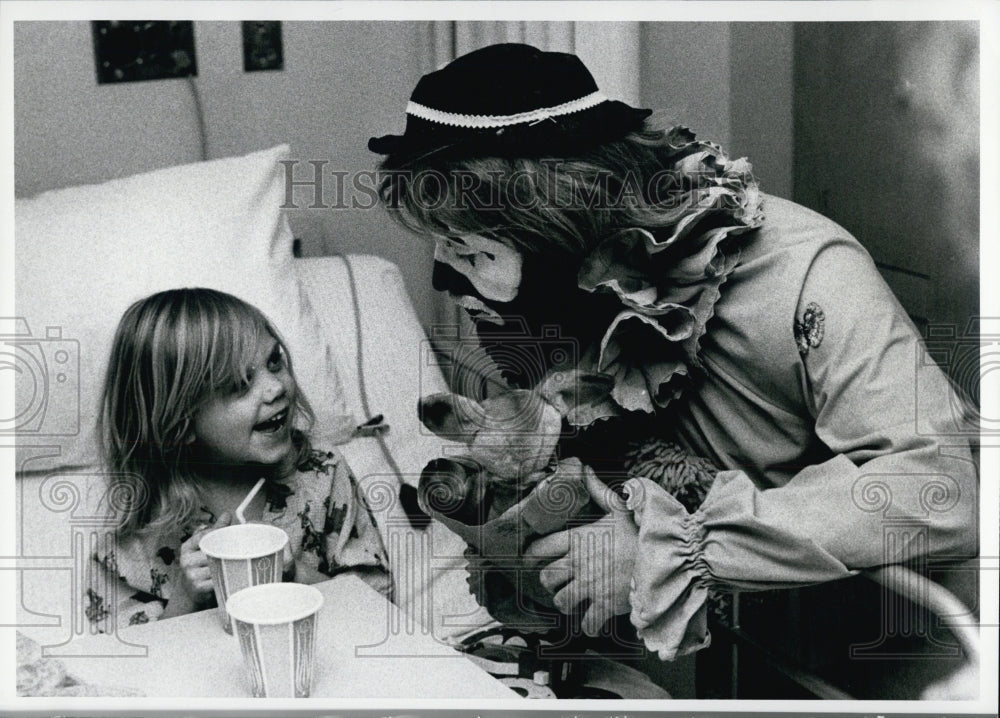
[337,254,405,484]
[185,75,208,161]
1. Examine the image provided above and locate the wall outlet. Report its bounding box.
[92,21,197,84]
[242,21,283,72]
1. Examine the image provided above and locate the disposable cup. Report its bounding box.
[199,523,288,634]
[226,582,324,698]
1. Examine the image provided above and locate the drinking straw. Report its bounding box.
[235,477,266,524]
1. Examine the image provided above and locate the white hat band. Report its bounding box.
[406,91,608,129]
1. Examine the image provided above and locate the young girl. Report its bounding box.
[369,43,977,665]
[86,288,389,630]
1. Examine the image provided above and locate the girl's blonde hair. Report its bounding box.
[99,288,314,541]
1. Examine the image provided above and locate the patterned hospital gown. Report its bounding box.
[86,447,390,631]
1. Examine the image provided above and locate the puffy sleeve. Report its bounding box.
[625,237,978,660]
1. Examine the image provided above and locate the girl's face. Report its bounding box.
[190,334,297,474]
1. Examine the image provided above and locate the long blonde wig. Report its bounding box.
[376,124,754,259]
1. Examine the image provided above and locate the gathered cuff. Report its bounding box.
[622,468,858,660]
[624,477,712,661]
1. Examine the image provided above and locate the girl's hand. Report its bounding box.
[281,543,294,578]
[524,473,638,636]
[177,511,233,606]
[287,559,329,585]
[278,544,328,585]
[281,543,318,584]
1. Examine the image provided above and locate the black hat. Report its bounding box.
[369,43,652,167]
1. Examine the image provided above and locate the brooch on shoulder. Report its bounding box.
[795,302,825,357]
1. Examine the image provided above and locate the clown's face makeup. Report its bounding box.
[433,233,523,304]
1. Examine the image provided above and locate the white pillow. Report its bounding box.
[14,145,350,474]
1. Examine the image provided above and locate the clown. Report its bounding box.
[369,43,977,663]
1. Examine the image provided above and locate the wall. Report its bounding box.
[793,22,979,347]
[640,22,733,149]
[14,22,204,195]
[14,21,796,329]
[14,20,439,328]
[190,20,438,332]
[640,22,794,200]
[729,23,794,201]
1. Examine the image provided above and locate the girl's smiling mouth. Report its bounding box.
[253,407,289,434]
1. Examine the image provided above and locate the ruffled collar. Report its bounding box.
[571,126,764,425]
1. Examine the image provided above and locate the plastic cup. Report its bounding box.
[199,524,288,634]
[226,582,324,698]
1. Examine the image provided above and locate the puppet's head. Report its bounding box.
[416,370,615,529]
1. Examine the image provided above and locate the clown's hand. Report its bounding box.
[524,470,638,636]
